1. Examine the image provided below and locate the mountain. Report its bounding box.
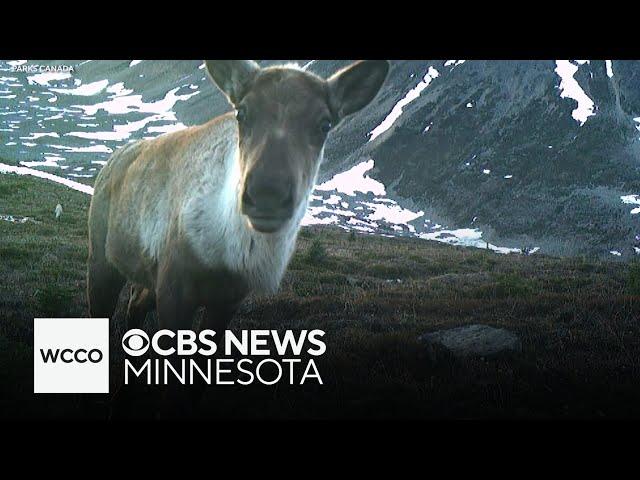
[313,60,640,257]
[1,59,639,257]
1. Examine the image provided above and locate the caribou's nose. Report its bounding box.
[241,179,294,233]
[241,174,295,234]
[242,177,294,214]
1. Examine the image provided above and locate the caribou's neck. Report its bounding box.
[216,146,307,295]
[184,128,321,295]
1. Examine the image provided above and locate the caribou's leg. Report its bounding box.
[87,183,124,319]
[187,299,242,413]
[87,260,125,319]
[109,284,157,420]
[154,253,200,419]
[126,284,155,330]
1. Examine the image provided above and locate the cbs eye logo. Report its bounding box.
[121,329,150,356]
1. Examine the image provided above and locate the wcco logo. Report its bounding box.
[33,318,109,393]
[40,348,104,364]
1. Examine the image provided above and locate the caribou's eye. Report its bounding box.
[236,105,247,123]
[319,118,332,135]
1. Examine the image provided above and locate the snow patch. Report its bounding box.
[605,60,614,78]
[621,194,640,214]
[0,163,94,195]
[554,60,595,126]
[316,160,386,197]
[369,66,439,142]
[51,80,109,96]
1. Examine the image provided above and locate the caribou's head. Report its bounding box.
[205,60,389,234]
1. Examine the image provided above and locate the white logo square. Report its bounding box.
[34,318,109,393]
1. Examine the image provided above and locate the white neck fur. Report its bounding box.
[183,141,321,295]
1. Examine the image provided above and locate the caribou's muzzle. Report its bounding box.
[241,173,295,233]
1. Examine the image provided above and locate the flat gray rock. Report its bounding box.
[419,324,520,358]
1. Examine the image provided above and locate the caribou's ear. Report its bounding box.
[204,60,260,105]
[327,60,389,121]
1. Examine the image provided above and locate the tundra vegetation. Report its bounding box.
[1,173,640,419]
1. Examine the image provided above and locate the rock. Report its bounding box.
[419,324,520,358]
[55,204,63,220]
[0,214,39,224]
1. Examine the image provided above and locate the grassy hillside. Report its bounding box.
[2,173,640,419]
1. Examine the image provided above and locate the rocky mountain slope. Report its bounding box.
[313,60,640,257]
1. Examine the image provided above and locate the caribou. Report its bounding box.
[88,60,389,337]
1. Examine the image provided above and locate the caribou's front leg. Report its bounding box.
[155,249,200,418]
[156,255,199,331]
[187,298,244,412]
